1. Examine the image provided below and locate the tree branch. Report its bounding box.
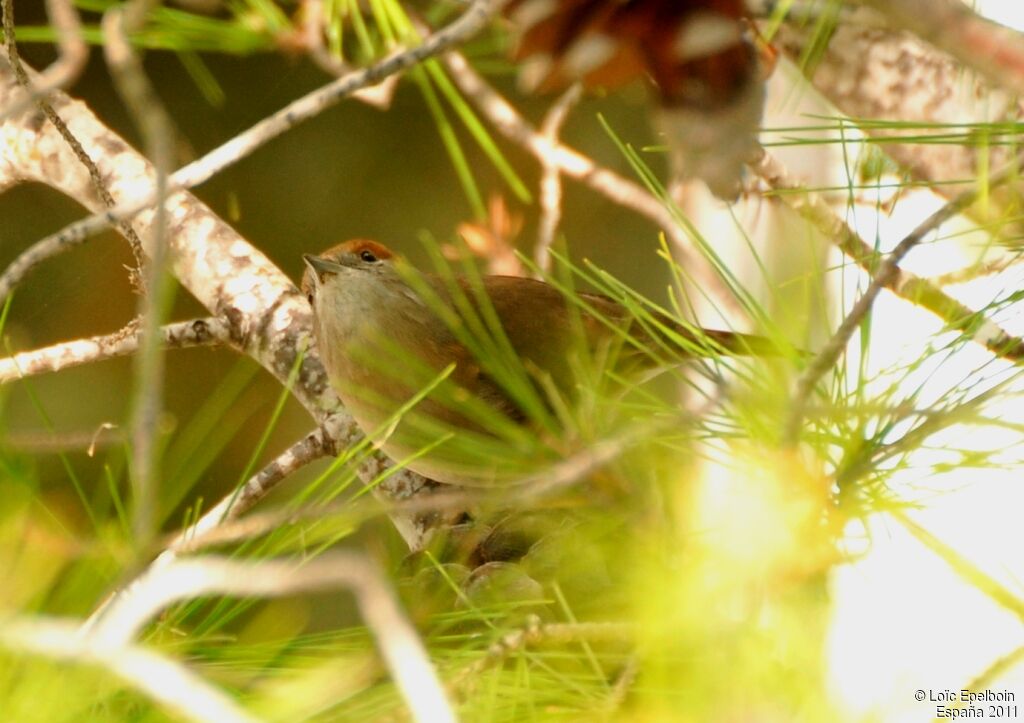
[449,614,633,695]
[85,553,455,723]
[1,0,145,272]
[1,617,257,723]
[773,9,1024,240]
[0,0,86,124]
[535,83,581,274]
[0,317,231,383]
[856,0,1024,97]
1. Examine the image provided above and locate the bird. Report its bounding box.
[302,239,781,485]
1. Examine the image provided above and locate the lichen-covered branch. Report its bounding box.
[856,0,1024,98]
[773,10,1024,238]
[0,317,230,383]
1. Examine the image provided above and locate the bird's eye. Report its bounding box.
[306,293,314,305]
[359,249,378,263]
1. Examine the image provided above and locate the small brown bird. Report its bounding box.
[303,240,777,485]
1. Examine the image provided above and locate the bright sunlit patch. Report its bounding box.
[827,378,1024,720]
[976,0,1024,31]
[689,446,835,584]
[829,497,1024,722]
[823,155,1024,720]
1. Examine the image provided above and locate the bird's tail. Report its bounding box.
[695,328,791,357]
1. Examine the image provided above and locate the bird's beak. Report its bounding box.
[303,254,345,281]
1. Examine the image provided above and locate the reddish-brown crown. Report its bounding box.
[302,239,398,298]
[322,239,397,262]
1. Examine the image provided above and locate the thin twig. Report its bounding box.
[752,152,1024,444]
[0,0,87,123]
[171,431,656,555]
[894,510,1024,622]
[785,172,989,442]
[929,254,1024,286]
[835,370,1021,489]
[0,0,508,303]
[1,425,123,454]
[0,317,231,384]
[535,83,581,274]
[1,617,257,723]
[102,0,178,545]
[962,644,1024,702]
[299,0,398,109]
[439,49,747,320]
[1,0,145,276]
[170,427,329,553]
[449,614,633,693]
[168,488,472,558]
[85,426,328,627]
[515,434,638,501]
[87,553,456,723]
[605,655,640,713]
